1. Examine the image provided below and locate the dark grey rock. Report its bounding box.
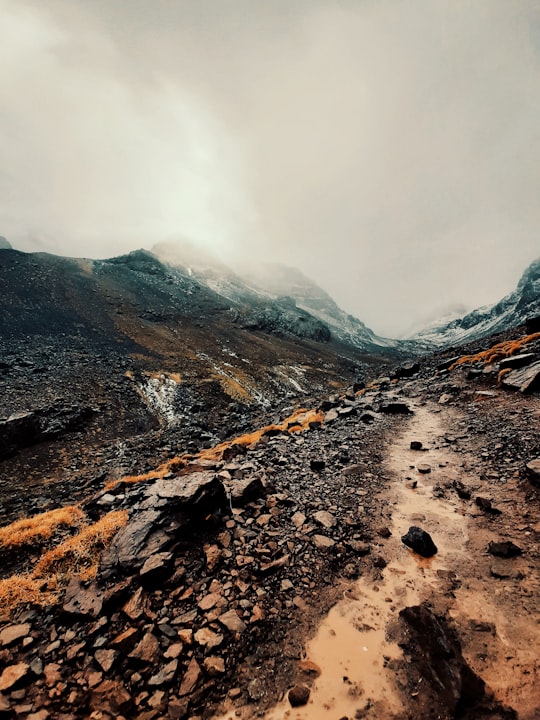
[380,402,413,415]
[487,540,522,558]
[453,481,471,500]
[475,497,501,515]
[398,604,486,716]
[139,551,173,583]
[393,362,420,379]
[499,353,536,370]
[230,476,265,506]
[401,526,438,557]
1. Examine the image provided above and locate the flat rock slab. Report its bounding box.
[218,609,247,634]
[312,534,336,550]
[0,623,31,647]
[150,472,227,509]
[499,353,537,370]
[0,663,30,691]
[63,579,104,618]
[502,361,540,393]
[313,510,337,528]
[178,658,201,696]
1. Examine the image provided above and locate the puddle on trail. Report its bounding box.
[217,406,472,720]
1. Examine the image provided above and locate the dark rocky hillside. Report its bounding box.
[0,248,391,524]
[0,245,539,720]
[0,323,538,720]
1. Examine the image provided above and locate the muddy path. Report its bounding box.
[217,399,540,720]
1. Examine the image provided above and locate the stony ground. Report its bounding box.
[0,335,539,720]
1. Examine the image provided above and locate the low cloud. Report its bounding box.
[1,0,539,335]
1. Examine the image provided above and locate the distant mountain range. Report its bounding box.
[1,238,538,356]
[408,257,540,349]
[151,241,540,351]
[151,241,397,352]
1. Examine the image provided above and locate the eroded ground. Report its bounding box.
[217,383,539,720]
[0,352,539,720]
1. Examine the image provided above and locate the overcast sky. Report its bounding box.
[1,0,539,336]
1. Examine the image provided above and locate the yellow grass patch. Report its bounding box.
[33,510,128,578]
[0,506,85,549]
[497,367,513,385]
[0,511,127,615]
[106,408,325,490]
[214,373,252,401]
[0,575,60,615]
[449,333,540,371]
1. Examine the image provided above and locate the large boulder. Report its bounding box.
[0,405,95,459]
[100,473,228,578]
[502,361,540,393]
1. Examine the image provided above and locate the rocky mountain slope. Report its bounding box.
[409,257,540,349]
[0,326,539,719]
[152,241,396,352]
[0,246,394,526]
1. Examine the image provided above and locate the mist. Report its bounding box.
[1,0,539,336]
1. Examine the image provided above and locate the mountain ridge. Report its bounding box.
[408,257,540,348]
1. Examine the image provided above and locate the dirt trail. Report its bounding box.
[217,401,539,720]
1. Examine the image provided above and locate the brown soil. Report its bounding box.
[1,346,539,720]
[216,390,539,720]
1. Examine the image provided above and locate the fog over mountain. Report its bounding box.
[1,0,539,335]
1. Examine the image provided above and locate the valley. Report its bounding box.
[0,246,539,720]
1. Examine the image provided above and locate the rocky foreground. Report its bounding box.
[0,332,539,720]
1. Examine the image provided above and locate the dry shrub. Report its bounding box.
[0,506,85,549]
[450,332,540,371]
[0,511,127,615]
[497,367,513,385]
[0,575,59,615]
[33,510,128,578]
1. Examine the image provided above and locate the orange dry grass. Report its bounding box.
[0,575,60,615]
[33,510,128,578]
[198,408,324,462]
[107,408,325,490]
[450,333,540,371]
[0,511,127,615]
[0,510,128,613]
[0,506,85,549]
[497,367,513,385]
